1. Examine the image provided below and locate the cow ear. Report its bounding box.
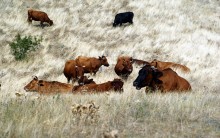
[33,76,38,80]
[130,57,133,63]
[98,56,101,60]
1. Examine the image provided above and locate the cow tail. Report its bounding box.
[171,64,190,73]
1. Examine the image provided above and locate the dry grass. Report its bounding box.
[0,0,220,137]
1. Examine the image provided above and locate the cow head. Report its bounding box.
[150,59,158,68]
[113,22,117,27]
[99,56,109,67]
[122,57,133,73]
[24,76,39,92]
[111,78,124,92]
[78,76,95,85]
[75,66,84,79]
[133,65,163,90]
[49,20,53,26]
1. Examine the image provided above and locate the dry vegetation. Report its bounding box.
[0,0,220,137]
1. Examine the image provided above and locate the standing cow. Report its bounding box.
[63,60,85,83]
[113,12,134,27]
[114,56,133,79]
[75,56,109,75]
[28,9,53,28]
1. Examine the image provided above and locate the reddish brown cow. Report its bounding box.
[73,78,124,94]
[150,59,190,73]
[63,60,85,83]
[77,76,96,85]
[24,76,73,94]
[28,9,53,27]
[75,56,109,75]
[114,56,133,79]
[133,65,191,92]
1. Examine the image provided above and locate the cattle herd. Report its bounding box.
[23,9,192,95]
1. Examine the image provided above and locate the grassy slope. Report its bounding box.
[0,0,220,137]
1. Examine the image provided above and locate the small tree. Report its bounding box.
[10,34,42,61]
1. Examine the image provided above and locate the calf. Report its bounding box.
[113,12,134,27]
[63,60,85,83]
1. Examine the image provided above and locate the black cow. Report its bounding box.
[113,12,134,27]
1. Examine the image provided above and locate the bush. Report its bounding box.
[10,34,42,61]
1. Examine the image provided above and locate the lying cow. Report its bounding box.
[73,78,124,94]
[114,56,133,79]
[28,9,53,28]
[63,60,85,83]
[113,12,134,27]
[75,56,109,75]
[77,76,96,86]
[133,65,191,92]
[24,76,73,94]
[150,59,190,73]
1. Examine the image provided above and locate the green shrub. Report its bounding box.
[10,34,42,60]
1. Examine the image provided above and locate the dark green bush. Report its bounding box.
[10,34,42,60]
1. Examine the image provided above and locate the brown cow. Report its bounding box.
[28,9,53,27]
[114,56,133,79]
[73,78,124,94]
[77,76,96,85]
[150,59,190,73]
[63,60,85,83]
[133,65,191,92]
[75,56,109,75]
[24,76,73,94]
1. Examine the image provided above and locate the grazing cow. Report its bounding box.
[150,59,190,73]
[63,60,85,83]
[73,78,124,93]
[77,76,96,85]
[113,12,134,27]
[75,56,109,75]
[24,76,73,94]
[133,65,191,92]
[132,59,150,66]
[28,9,53,27]
[114,56,133,79]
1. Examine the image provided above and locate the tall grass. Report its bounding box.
[0,0,220,137]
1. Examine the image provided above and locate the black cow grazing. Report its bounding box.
[113,12,134,27]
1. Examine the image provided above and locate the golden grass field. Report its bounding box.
[0,0,220,137]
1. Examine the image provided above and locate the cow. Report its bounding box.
[133,65,191,92]
[132,59,150,66]
[63,60,85,83]
[77,76,96,85]
[150,59,190,73]
[28,9,53,28]
[73,78,124,94]
[114,56,133,79]
[24,76,73,94]
[75,56,109,75]
[113,12,134,27]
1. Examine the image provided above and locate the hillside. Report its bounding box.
[0,0,220,137]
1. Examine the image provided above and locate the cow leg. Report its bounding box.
[67,78,71,83]
[40,21,44,28]
[129,20,133,24]
[27,18,32,23]
[120,22,122,26]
